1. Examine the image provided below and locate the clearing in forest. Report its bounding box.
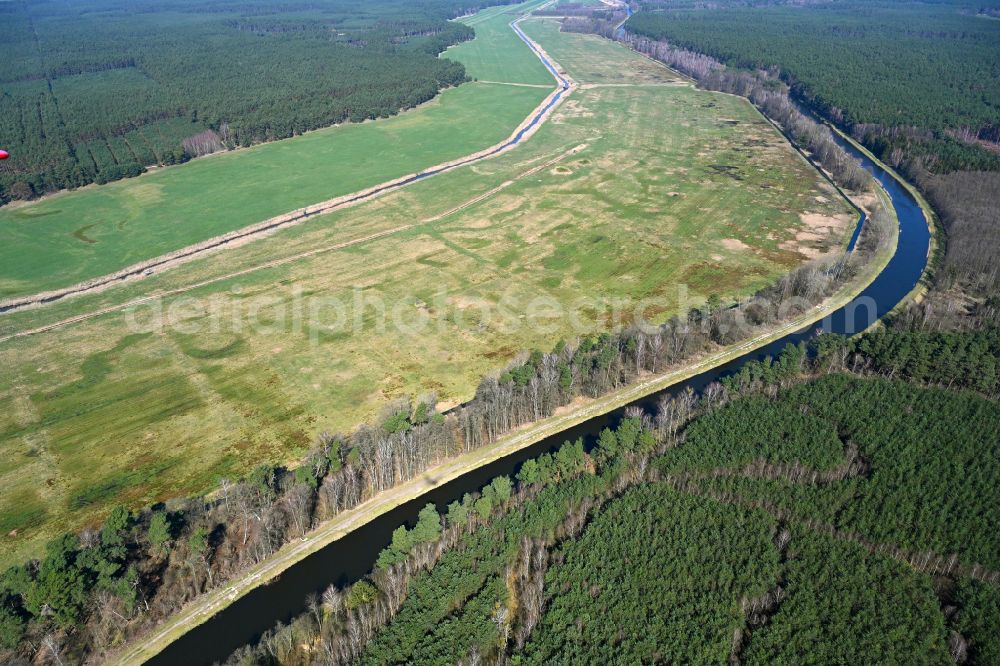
[0,11,854,565]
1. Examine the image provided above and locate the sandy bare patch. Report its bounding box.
[780,207,857,257]
[552,395,589,417]
[800,211,849,231]
[491,195,530,217]
[11,394,40,429]
[780,242,823,258]
[852,191,877,212]
[554,99,594,120]
[447,294,488,310]
[435,400,459,413]
[449,216,494,230]
[721,238,751,251]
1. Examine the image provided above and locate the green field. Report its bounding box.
[0,12,854,565]
[524,18,676,84]
[0,2,552,299]
[444,2,554,84]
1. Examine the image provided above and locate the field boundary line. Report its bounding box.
[578,82,688,88]
[106,6,910,663]
[0,226,413,344]
[423,143,587,223]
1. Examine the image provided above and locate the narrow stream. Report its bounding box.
[145,24,931,666]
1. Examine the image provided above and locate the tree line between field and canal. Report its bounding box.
[566,16,870,193]
[0,188,898,661]
[221,331,1000,665]
[0,0,511,204]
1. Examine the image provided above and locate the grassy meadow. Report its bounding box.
[444,1,554,85]
[521,18,677,84]
[0,2,553,300]
[0,14,854,565]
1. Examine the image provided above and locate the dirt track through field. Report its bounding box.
[0,8,575,323]
[423,143,587,223]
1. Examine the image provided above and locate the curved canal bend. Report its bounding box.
[145,37,932,666]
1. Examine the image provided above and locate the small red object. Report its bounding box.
[0,150,9,160]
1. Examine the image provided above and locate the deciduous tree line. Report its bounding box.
[621,3,1000,333]
[225,419,666,665]
[627,2,1000,174]
[895,170,1000,330]
[229,357,994,665]
[555,13,873,192]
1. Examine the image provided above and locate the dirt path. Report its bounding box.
[578,82,689,88]
[0,12,575,320]
[423,143,586,223]
[0,226,412,344]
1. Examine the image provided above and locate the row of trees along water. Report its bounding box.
[0,0,508,203]
[5,313,994,663]
[223,345,999,665]
[0,17,905,654]
[569,20,869,192]
[0,202,899,661]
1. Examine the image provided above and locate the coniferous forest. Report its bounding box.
[0,0,500,203]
